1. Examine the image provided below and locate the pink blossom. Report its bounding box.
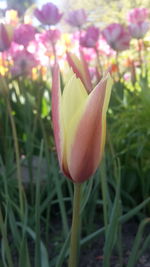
[79,48,96,62]
[102,23,131,51]
[70,31,96,61]
[124,72,131,81]
[97,36,115,57]
[89,66,102,84]
[38,29,61,47]
[34,2,63,25]
[66,9,87,27]
[80,26,100,48]
[14,24,36,47]
[129,21,149,39]
[72,31,80,40]
[27,38,50,66]
[0,23,13,52]
[6,41,23,56]
[11,50,38,76]
[128,8,149,23]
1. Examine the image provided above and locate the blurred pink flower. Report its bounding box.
[97,35,115,56]
[14,24,36,47]
[102,23,131,51]
[0,23,13,52]
[124,72,131,81]
[80,26,100,48]
[128,8,149,23]
[6,41,22,56]
[89,66,102,84]
[27,38,50,66]
[34,2,63,25]
[80,48,96,62]
[66,9,87,27]
[72,31,80,40]
[129,21,149,39]
[70,31,96,61]
[11,50,38,76]
[38,29,61,46]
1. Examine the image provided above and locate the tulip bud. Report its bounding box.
[129,21,149,39]
[0,23,13,52]
[102,23,131,52]
[34,2,63,25]
[13,24,36,47]
[52,61,113,183]
[80,26,100,48]
[66,9,87,28]
[127,8,149,23]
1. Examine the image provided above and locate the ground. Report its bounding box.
[61,222,150,267]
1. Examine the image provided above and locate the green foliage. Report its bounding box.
[0,11,150,265]
[65,0,150,25]
[0,64,150,266]
[109,72,150,206]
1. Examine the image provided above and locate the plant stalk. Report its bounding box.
[68,183,82,267]
[0,207,13,267]
[100,157,108,233]
[1,77,24,217]
[95,46,103,76]
[115,52,121,80]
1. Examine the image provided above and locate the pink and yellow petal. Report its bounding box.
[66,51,92,93]
[66,73,112,183]
[100,74,113,157]
[79,48,93,92]
[61,75,88,175]
[62,75,88,133]
[51,64,64,169]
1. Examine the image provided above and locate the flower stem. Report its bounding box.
[0,207,13,267]
[100,157,108,234]
[1,77,24,217]
[7,98,24,216]
[115,52,121,80]
[95,46,103,76]
[68,183,82,267]
[138,39,143,73]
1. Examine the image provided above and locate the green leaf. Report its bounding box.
[17,223,49,267]
[127,218,150,267]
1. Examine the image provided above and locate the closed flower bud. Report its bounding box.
[34,2,63,25]
[0,23,13,52]
[52,59,113,183]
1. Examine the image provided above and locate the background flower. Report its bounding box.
[80,26,100,48]
[11,49,38,76]
[129,21,149,39]
[13,24,36,47]
[102,23,131,51]
[38,29,61,47]
[0,23,14,52]
[128,7,149,23]
[66,9,87,28]
[34,2,63,25]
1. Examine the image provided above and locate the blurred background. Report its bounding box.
[0,0,150,21]
[0,0,150,266]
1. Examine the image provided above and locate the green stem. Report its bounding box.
[1,77,24,217]
[95,46,103,76]
[100,157,108,233]
[68,183,82,267]
[7,98,24,213]
[0,207,13,267]
[138,40,142,70]
[115,52,121,80]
